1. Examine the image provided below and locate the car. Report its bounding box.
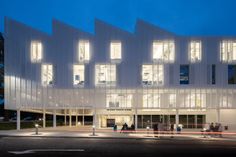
[9,117,17,122]
[22,117,34,121]
[0,117,4,121]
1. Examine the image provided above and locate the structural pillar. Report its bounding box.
[135,108,138,130]
[53,110,56,128]
[93,108,97,128]
[175,109,179,126]
[194,115,198,128]
[69,110,72,127]
[64,109,67,126]
[217,108,221,123]
[43,109,46,128]
[82,108,85,126]
[16,109,20,130]
[76,109,78,127]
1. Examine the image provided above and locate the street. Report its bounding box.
[0,137,236,157]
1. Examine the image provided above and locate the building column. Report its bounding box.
[43,109,46,128]
[175,109,179,126]
[82,108,85,126]
[76,109,78,127]
[93,109,97,128]
[194,115,198,128]
[135,108,138,130]
[16,109,20,130]
[53,110,56,128]
[217,108,221,123]
[69,110,72,127]
[64,109,67,126]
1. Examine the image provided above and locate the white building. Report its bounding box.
[4,18,236,130]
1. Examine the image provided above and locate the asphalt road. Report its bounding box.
[0,137,236,157]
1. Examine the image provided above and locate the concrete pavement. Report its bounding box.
[1,126,236,141]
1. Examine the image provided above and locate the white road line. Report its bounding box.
[8,149,85,154]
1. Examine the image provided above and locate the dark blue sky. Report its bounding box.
[1,0,236,35]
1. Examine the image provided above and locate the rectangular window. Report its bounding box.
[106,94,132,108]
[95,64,116,86]
[228,65,236,84]
[41,64,53,86]
[153,40,175,62]
[143,94,160,108]
[31,41,42,62]
[142,64,164,86]
[189,41,201,62]
[73,64,85,86]
[169,94,176,108]
[78,40,90,62]
[110,42,121,60]
[180,65,189,84]
[212,65,216,84]
[185,93,206,108]
[221,40,236,62]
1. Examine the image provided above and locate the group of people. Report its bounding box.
[203,122,223,137]
[153,123,180,138]
[118,123,135,133]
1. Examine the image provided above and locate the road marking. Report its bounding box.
[8,149,85,154]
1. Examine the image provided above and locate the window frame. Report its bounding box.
[78,40,90,63]
[95,64,117,87]
[152,40,175,63]
[73,64,85,87]
[110,41,122,61]
[31,41,42,63]
[189,40,202,63]
[41,64,54,86]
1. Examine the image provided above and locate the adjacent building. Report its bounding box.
[4,18,236,130]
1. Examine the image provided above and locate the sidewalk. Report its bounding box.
[1,126,236,141]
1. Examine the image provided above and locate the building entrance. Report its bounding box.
[100,115,134,128]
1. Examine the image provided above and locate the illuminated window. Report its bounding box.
[189,41,201,62]
[78,40,90,62]
[73,64,84,86]
[220,40,236,62]
[95,64,116,86]
[143,94,160,108]
[142,64,164,86]
[110,42,121,60]
[186,93,206,108]
[31,41,42,62]
[153,40,175,62]
[169,94,176,108]
[220,96,228,108]
[106,94,132,108]
[41,64,53,86]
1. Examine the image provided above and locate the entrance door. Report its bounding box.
[107,119,115,127]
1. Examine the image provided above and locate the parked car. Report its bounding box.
[9,117,17,122]
[0,117,4,121]
[22,117,34,121]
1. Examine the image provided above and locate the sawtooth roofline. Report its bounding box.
[4,16,236,38]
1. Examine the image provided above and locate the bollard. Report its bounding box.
[92,125,96,136]
[35,124,39,135]
[146,126,150,136]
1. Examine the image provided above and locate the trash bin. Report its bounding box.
[224,126,228,130]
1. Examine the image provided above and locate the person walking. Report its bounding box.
[170,123,174,138]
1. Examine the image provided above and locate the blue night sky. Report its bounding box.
[0,0,236,35]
